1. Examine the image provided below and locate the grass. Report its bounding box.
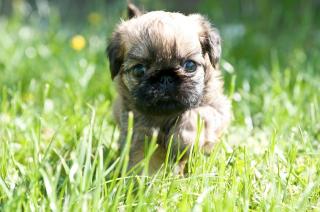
[1,1,320,211]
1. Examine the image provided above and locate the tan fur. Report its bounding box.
[107,6,231,174]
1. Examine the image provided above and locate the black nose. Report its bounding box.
[159,75,174,87]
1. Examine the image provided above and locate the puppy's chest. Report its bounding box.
[158,123,175,146]
[134,117,176,146]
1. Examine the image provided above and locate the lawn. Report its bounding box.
[1,1,320,211]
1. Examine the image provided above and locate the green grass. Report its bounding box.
[1,1,320,211]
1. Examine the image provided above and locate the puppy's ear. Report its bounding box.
[107,32,123,80]
[191,15,221,67]
[127,3,142,19]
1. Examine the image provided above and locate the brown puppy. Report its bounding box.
[107,4,231,173]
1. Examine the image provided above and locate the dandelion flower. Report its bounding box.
[71,35,86,51]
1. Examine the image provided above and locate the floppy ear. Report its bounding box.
[107,32,123,80]
[191,15,221,67]
[127,3,142,19]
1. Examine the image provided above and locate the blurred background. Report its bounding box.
[1,0,319,87]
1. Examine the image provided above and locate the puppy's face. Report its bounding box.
[108,9,221,116]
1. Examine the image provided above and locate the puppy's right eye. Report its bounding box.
[130,64,146,78]
[183,60,197,73]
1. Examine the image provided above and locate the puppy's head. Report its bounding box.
[107,4,221,116]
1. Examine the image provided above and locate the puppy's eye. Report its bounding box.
[130,64,146,78]
[183,60,197,72]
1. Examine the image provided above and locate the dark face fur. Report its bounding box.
[107,10,221,116]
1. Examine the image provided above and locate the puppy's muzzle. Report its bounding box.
[159,75,174,90]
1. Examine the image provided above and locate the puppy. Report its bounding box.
[107,3,231,173]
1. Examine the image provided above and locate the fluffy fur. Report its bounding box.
[107,4,231,173]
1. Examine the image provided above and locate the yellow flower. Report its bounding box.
[88,12,102,25]
[71,35,86,51]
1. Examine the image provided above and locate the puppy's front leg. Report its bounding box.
[128,140,166,174]
[127,128,167,174]
[172,104,231,155]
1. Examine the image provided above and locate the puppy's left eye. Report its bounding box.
[183,60,197,73]
[130,64,146,78]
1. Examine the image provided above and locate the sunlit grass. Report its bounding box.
[0,2,320,211]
